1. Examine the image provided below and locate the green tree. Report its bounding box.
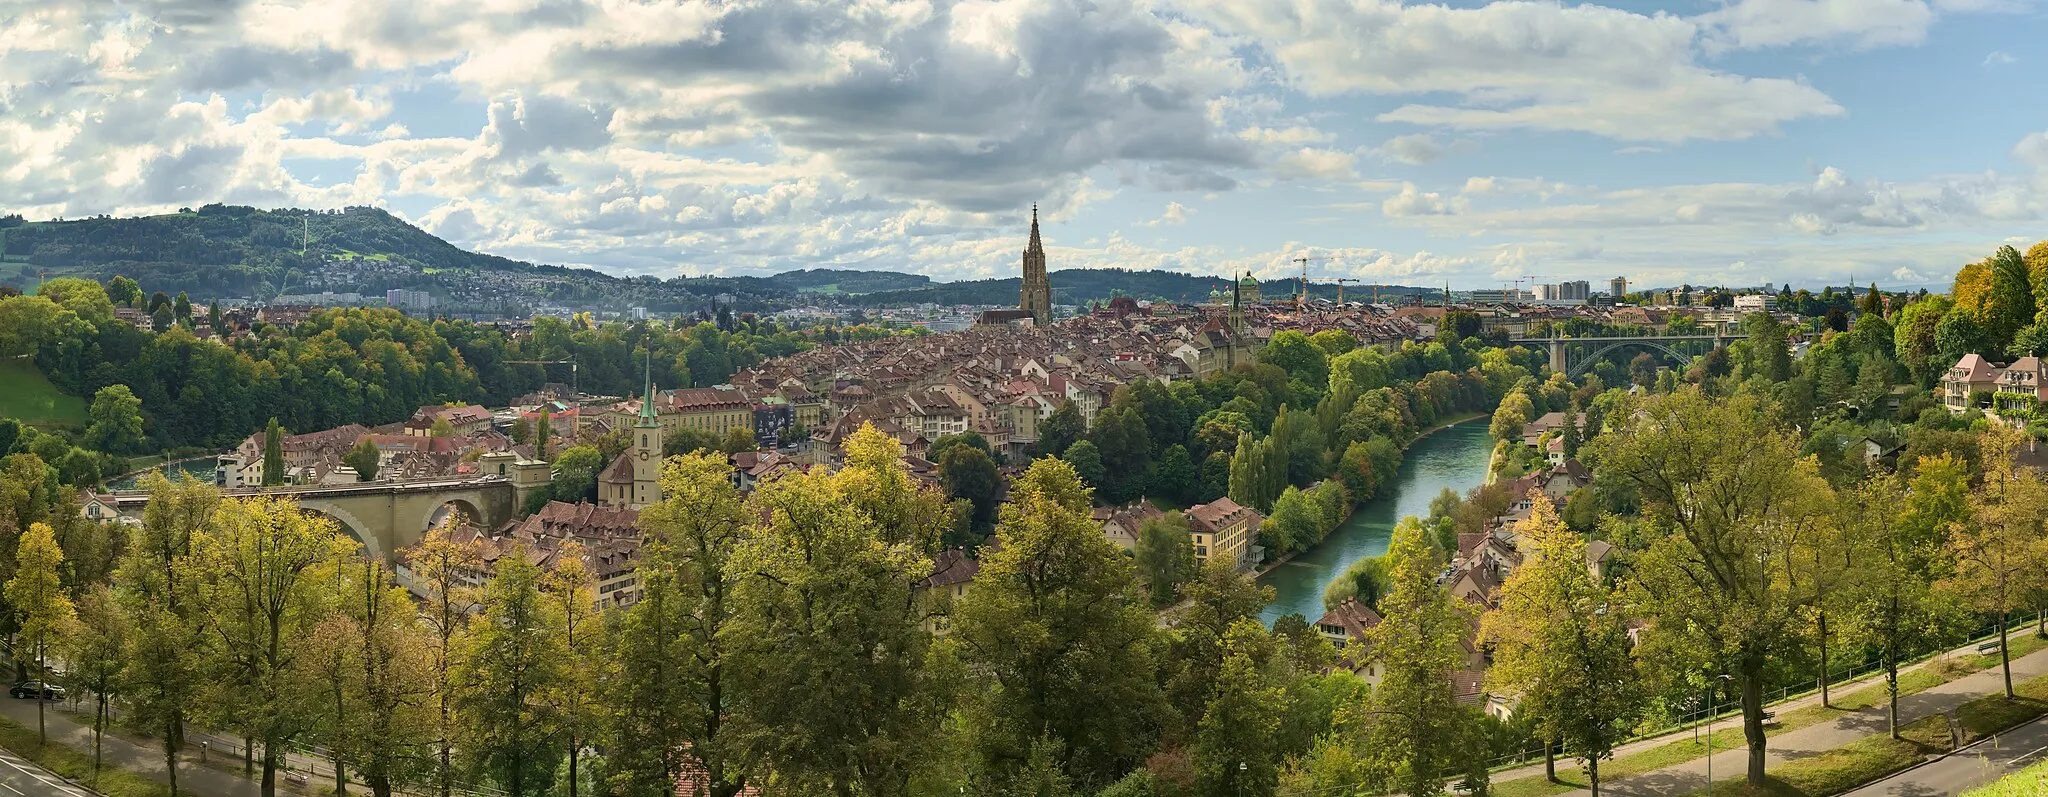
[1939,427,2048,700]
[119,473,218,797]
[333,560,435,797]
[1935,309,1991,365]
[1063,440,1106,490]
[728,425,951,794]
[173,291,193,327]
[1134,511,1197,606]
[1844,470,1961,737]
[411,520,482,797]
[190,496,352,796]
[208,301,225,334]
[544,543,601,797]
[1149,444,1198,506]
[604,453,752,797]
[69,584,128,786]
[939,444,1003,536]
[456,546,568,797]
[7,522,74,744]
[1479,496,1639,794]
[86,384,145,453]
[1354,518,1487,797]
[151,304,173,333]
[1985,245,2035,353]
[954,457,1166,789]
[1040,400,1085,459]
[1090,402,1153,503]
[1260,330,1330,397]
[1310,329,1357,357]
[262,417,286,486]
[106,275,142,308]
[1192,621,1284,797]
[1261,486,1317,557]
[1490,391,1533,443]
[343,438,382,481]
[1593,389,1839,787]
[535,406,552,460]
[430,417,455,437]
[550,445,604,504]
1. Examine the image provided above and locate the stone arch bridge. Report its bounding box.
[101,477,517,561]
[1509,332,1748,378]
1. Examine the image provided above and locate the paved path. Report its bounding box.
[0,744,96,796]
[1515,642,2048,796]
[0,694,261,796]
[1845,714,2048,797]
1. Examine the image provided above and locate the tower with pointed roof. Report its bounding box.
[1020,204,1053,324]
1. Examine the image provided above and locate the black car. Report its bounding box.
[9,681,64,700]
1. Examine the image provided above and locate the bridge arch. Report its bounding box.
[1570,340,1701,378]
[297,500,384,561]
[420,495,488,538]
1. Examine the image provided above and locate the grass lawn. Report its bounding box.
[0,712,172,797]
[1963,759,2048,796]
[0,358,87,427]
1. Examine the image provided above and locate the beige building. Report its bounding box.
[1186,497,1262,570]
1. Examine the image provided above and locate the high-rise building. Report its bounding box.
[1019,205,1053,324]
[1610,276,1628,299]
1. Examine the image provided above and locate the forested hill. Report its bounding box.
[849,268,1442,306]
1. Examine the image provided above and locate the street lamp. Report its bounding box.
[1706,673,1734,788]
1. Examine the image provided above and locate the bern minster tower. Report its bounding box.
[1020,204,1053,324]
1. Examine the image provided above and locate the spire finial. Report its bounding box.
[638,350,658,422]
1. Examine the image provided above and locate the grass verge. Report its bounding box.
[1962,758,2048,796]
[0,712,173,797]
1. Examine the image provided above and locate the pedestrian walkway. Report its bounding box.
[1515,642,2048,796]
[0,695,261,796]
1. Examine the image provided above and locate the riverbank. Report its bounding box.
[1247,411,1487,584]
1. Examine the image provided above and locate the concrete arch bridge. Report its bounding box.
[100,477,517,561]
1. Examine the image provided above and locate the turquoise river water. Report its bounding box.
[1257,421,1493,625]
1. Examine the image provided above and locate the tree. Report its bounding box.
[1479,496,1639,795]
[1149,444,1198,506]
[190,496,352,797]
[7,522,74,744]
[333,560,435,797]
[107,275,142,308]
[173,291,193,327]
[535,406,553,460]
[605,453,752,797]
[939,444,1003,536]
[262,417,286,486]
[543,543,601,797]
[1935,309,1991,365]
[1985,245,2035,353]
[456,546,569,797]
[1040,400,1085,458]
[119,473,218,797]
[954,457,1166,789]
[1593,389,1838,787]
[69,584,128,786]
[550,445,604,504]
[1063,440,1107,490]
[1261,486,1317,557]
[1354,518,1487,797]
[343,438,382,481]
[1192,621,1285,797]
[1090,402,1153,503]
[1490,391,1533,443]
[430,417,455,437]
[727,424,951,794]
[1311,329,1358,357]
[1939,426,2048,700]
[86,384,144,453]
[1259,331,1330,398]
[1844,469,1961,737]
[1134,511,1198,606]
[1627,353,1658,389]
[151,304,173,333]
[208,301,225,334]
[411,520,482,797]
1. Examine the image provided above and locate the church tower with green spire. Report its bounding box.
[630,353,664,508]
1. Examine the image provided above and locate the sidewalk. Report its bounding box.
[1523,642,2048,796]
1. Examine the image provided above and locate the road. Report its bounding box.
[0,745,96,796]
[1845,714,2048,797]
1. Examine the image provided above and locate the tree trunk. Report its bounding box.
[2001,610,2015,699]
[1885,645,1901,740]
[1588,757,1600,797]
[569,738,579,797]
[36,686,45,745]
[92,697,105,785]
[261,743,278,797]
[1818,611,1832,708]
[1545,739,1557,783]
[1742,669,1767,787]
[245,735,254,777]
[370,773,393,797]
[335,749,347,796]
[167,715,183,797]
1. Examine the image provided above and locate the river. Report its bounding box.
[1258,421,1494,625]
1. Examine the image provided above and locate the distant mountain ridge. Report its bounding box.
[0,205,1434,308]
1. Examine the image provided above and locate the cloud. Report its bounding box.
[1375,133,1445,165]
[1892,266,1928,282]
[1382,182,1462,217]
[1272,147,1358,179]
[1695,0,1936,51]
[1142,201,1192,226]
[1177,0,1844,142]
[1984,50,2016,67]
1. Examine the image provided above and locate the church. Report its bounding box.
[980,205,1055,327]
[598,360,664,510]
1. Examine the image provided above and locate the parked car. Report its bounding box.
[9,681,64,700]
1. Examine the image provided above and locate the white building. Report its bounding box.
[1734,294,1777,312]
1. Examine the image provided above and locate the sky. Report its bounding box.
[2,0,2045,290]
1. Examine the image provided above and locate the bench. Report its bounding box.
[1979,641,2004,654]
[284,771,309,787]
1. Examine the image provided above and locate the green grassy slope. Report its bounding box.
[0,359,87,427]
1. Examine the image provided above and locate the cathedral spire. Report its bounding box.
[637,350,659,426]
[1027,203,1042,254]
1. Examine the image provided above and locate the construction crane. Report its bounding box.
[1292,255,1336,311]
[1330,278,1359,305]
